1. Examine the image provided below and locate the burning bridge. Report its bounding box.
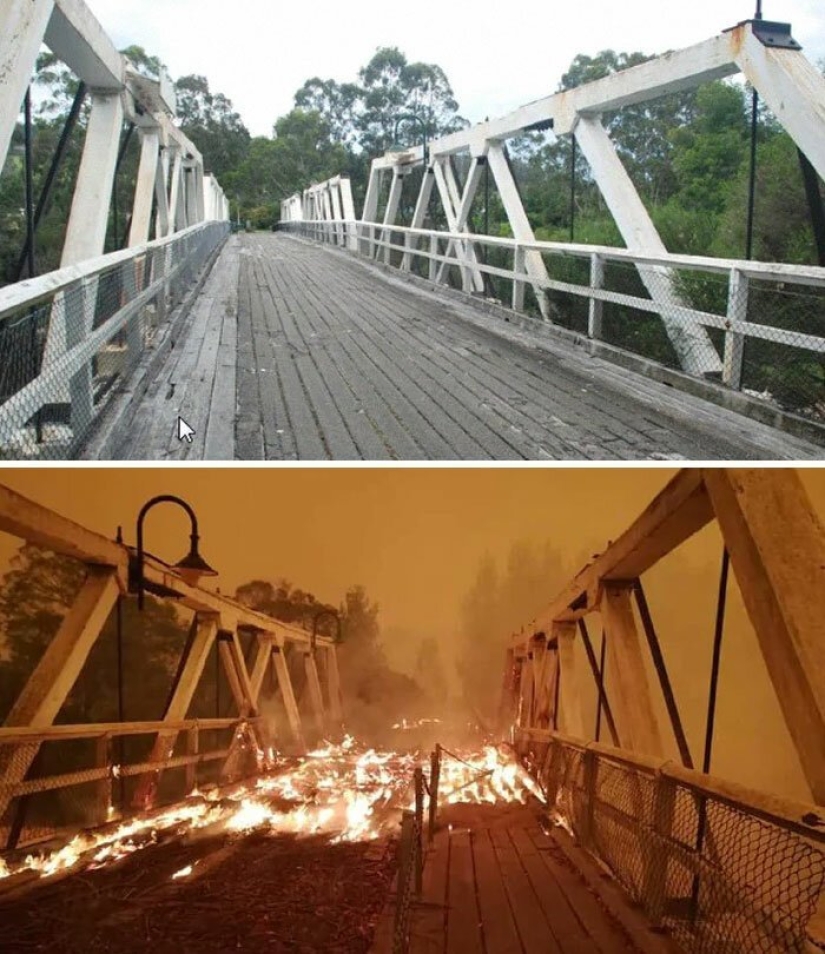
[2,3,825,460]
[0,468,823,954]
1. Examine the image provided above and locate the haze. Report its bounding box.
[1,467,823,804]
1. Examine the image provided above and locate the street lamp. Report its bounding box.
[391,113,429,166]
[132,495,217,610]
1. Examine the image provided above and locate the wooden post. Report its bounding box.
[185,723,199,794]
[554,620,587,739]
[580,747,598,847]
[588,253,604,339]
[512,245,526,312]
[702,469,825,804]
[271,646,305,750]
[722,269,748,388]
[0,567,120,819]
[303,650,327,739]
[428,744,441,842]
[645,772,677,926]
[600,584,664,757]
[414,767,424,895]
[325,645,344,727]
[94,733,113,824]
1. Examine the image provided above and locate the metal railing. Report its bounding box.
[0,220,229,459]
[517,728,825,954]
[0,715,259,851]
[282,219,825,426]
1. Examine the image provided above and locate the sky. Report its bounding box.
[0,466,824,802]
[83,0,825,137]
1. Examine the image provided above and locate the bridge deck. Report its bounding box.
[109,233,822,461]
[371,803,677,954]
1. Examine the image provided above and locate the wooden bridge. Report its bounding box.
[0,469,823,953]
[2,3,825,461]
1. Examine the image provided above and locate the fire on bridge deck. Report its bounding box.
[101,234,822,462]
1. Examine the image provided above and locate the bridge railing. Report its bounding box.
[283,220,825,428]
[0,715,262,851]
[516,728,825,954]
[0,220,229,460]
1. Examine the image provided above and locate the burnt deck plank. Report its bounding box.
[111,233,825,461]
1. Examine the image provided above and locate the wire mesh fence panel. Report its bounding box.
[0,222,228,460]
[523,737,825,954]
[740,282,825,421]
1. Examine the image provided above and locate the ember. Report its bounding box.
[0,736,539,886]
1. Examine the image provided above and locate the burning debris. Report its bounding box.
[0,735,540,889]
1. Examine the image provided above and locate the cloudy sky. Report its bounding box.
[85,0,825,137]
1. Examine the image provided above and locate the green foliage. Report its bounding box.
[0,545,187,724]
[174,74,251,180]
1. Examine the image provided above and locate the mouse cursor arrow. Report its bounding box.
[177,416,196,443]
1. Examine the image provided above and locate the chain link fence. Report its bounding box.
[0,221,228,460]
[287,220,825,428]
[0,720,246,852]
[520,731,825,954]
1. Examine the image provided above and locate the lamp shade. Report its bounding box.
[174,543,218,587]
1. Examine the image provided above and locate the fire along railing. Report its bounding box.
[0,715,259,851]
[0,220,229,460]
[516,728,825,954]
[282,219,825,426]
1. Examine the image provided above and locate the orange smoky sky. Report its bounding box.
[0,466,822,650]
[0,466,823,803]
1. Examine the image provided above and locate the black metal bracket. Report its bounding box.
[729,19,802,50]
[524,118,554,133]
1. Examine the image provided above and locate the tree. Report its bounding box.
[0,545,189,726]
[174,74,251,179]
[414,638,448,707]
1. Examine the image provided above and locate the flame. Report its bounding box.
[171,862,198,880]
[0,736,540,886]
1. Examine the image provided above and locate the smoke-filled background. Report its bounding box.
[0,467,822,805]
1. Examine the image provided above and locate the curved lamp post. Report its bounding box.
[132,495,217,610]
[392,113,428,165]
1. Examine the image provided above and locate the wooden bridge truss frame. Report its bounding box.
[500,468,825,806]
[283,19,825,378]
[0,483,344,827]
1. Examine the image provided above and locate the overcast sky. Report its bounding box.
[85,0,825,138]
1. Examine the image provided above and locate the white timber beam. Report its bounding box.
[600,584,664,758]
[401,167,436,270]
[381,170,405,262]
[436,157,485,287]
[0,567,120,817]
[303,650,327,738]
[133,614,218,806]
[703,469,825,805]
[44,0,123,90]
[734,24,825,182]
[61,91,123,266]
[0,0,55,170]
[271,646,305,750]
[574,116,722,375]
[517,470,713,651]
[128,130,160,247]
[486,143,551,318]
[554,621,586,738]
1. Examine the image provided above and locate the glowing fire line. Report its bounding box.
[0,737,540,886]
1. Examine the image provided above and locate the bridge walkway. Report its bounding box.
[371,802,678,954]
[108,233,823,461]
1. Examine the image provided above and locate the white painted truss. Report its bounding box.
[0,0,230,278]
[282,19,825,378]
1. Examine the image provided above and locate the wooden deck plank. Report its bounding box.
[489,825,561,954]
[445,830,483,954]
[508,826,595,954]
[108,234,825,461]
[409,828,450,954]
[472,828,523,954]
